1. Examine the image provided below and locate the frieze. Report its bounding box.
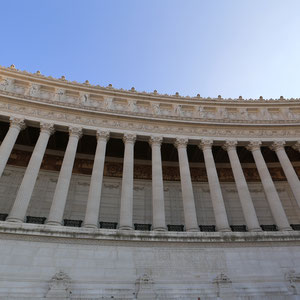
[1,68,300,129]
[1,98,300,139]
[5,149,297,182]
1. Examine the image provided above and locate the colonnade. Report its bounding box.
[1,117,300,232]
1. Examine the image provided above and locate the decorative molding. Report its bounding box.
[199,139,213,150]
[149,136,163,146]
[174,137,188,149]
[246,140,262,152]
[285,270,300,295]
[222,140,237,151]
[40,122,55,135]
[213,273,232,284]
[292,141,300,152]
[1,68,300,140]
[2,69,300,128]
[269,140,286,151]
[96,129,110,141]
[123,133,136,144]
[46,271,71,299]
[68,126,82,139]
[9,116,26,130]
[135,273,156,300]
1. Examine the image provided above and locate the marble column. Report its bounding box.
[119,133,136,230]
[222,141,261,231]
[199,140,231,232]
[84,130,110,228]
[0,117,25,178]
[247,141,292,231]
[46,127,82,226]
[7,122,55,223]
[175,138,199,232]
[149,136,166,231]
[270,141,300,207]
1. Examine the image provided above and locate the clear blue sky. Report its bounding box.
[1,0,300,99]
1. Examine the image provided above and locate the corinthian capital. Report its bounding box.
[198,139,213,150]
[246,140,262,152]
[40,122,55,135]
[9,116,26,130]
[174,137,188,149]
[292,141,300,152]
[222,140,237,151]
[149,136,163,147]
[96,130,110,142]
[269,141,286,152]
[123,133,136,144]
[69,126,82,139]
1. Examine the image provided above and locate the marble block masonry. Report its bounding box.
[0,65,300,299]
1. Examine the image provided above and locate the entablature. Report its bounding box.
[1,65,300,129]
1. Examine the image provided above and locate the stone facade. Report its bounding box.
[0,65,300,299]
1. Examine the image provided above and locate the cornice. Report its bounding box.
[1,86,300,129]
[1,101,300,141]
[1,65,300,105]
[1,65,300,140]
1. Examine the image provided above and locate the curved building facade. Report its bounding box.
[0,65,300,299]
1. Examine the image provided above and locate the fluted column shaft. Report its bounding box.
[199,140,230,232]
[84,130,109,228]
[271,141,300,207]
[223,141,261,231]
[175,138,199,232]
[150,136,166,231]
[7,123,54,222]
[247,141,291,231]
[0,117,25,178]
[119,133,136,230]
[46,127,82,225]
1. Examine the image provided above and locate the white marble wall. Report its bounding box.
[0,235,299,299]
[0,165,300,226]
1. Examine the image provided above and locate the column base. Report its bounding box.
[5,217,23,223]
[119,225,133,230]
[249,228,263,232]
[187,227,200,232]
[279,226,293,231]
[46,220,62,226]
[218,227,232,232]
[153,227,167,232]
[83,224,98,229]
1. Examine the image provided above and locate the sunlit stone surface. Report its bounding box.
[0,65,300,299]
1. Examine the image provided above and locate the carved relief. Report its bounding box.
[173,104,183,116]
[104,97,114,110]
[128,100,138,112]
[45,271,71,299]
[151,103,161,115]
[79,92,89,105]
[28,83,40,97]
[0,77,14,91]
[135,273,156,300]
[285,270,300,295]
[54,88,65,101]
